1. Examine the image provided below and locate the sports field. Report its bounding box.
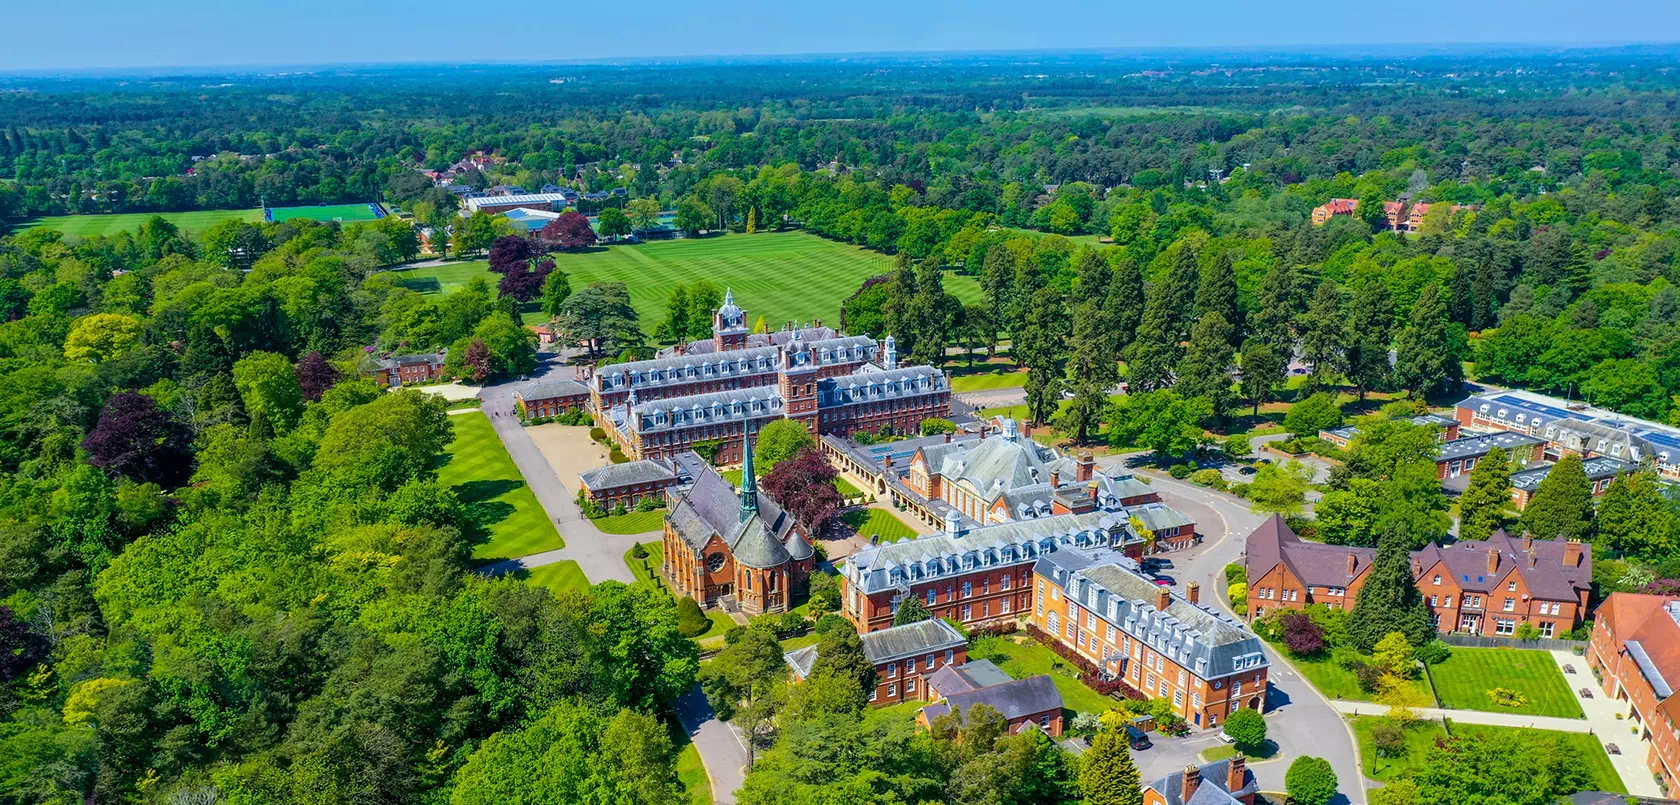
[18,209,263,237]
[394,231,984,328]
[435,411,565,563]
[267,203,382,223]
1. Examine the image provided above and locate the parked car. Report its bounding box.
[1125,725,1152,750]
[1217,729,1236,744]
[1153,577,1173,587]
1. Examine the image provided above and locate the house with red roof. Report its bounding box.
[1587,593,1680,795]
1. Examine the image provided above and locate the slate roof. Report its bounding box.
[920,675,1062,724]
[1129,503,1196,534]
[1509,457,1636,492]
[839,510,1138,595]
[1037,550,1267,678]
[629,387,785,433]
[1459,390,1680,470]
[1438,431,1546,462]
[519,378,590,401]
[578,458,677,490]
[860,618,968,664]
[1410,530,1591,601]
[1143,759,1258,805]
[463,192,572,212]
[666,462,802,570]
[1245,515,1374,589]
[367,350,447,370]
[925,659,1014,695]
[817,366,948,407]
[595,345,781,391]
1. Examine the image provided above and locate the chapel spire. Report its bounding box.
[739,429,758,522]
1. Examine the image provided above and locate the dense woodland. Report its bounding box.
[3,51,1680,805]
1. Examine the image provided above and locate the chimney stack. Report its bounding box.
[883,453,893,469]
[943,431,951,443]
[1181,764,1202,802]
[1187,582,1201,604]
[1565,540,1582,567]
[1156,586,1172,612]
[1022,422,1033,440]
[1487,548,1500,574]
[1523,534,1533,553]
[1078,454,1096,482]
[1346,553,1357,576]
[1050,469,1061,488]
[1227,756,1247,792]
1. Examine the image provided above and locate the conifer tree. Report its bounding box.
[1058,300,1120,443]
[881,253,920,359]
[1160,244,1201,343]
[1344,278,1395,400]
[1176,313,1237,418]
[1239,338,1286,416]
[1017,286,1070,426]
[1393,285,1461,399]
[1349,527,1435,652]
[1249,263,1300,355]
[892,596,932,626]
[1457,446,1512,542]
[1104,257,1145,357]
[1519,454,1595,542]
[1195,250,1243,346]
[1596,469,1675,558]
[1078,728,1143,805]
[1073,249,1111,301]
[1125,280,1182,392]
[1297,280,1347,388]
[980,245,1017,341]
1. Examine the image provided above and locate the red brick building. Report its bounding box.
[1311,198,1359,225]
[1245,516,1591,638]
[918,671,1065,737]
[1586,593,1680,796]
[361,349,448,387]
[1143,758,1258,805]
[577,458,679,511]
[1455,390,1680,482]
[514,378,591,420]
[784,618,969,707]
[1035,550,1270,730]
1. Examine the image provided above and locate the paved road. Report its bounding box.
[1101,455,1366,805]
[676,685,749,805]
[472,356,642,584]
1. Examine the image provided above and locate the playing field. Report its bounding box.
[267,203,383,223]
[393,231,984,328]
[435,411,565,563]
[18,209,263,237]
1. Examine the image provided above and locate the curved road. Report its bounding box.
[1099,455,1366,805]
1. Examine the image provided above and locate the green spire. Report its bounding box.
[739,429,758,522]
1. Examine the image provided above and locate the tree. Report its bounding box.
[232,350,305,435]
[1106,390,1211,458]
[1344,278,1394,400]
[1457,446,1513,541]
[1222,706,1267,752]
[1519,454,1595,542]
[1297,281,1347,387]
[1315,478,1384,546]
[1195,250,1244,345]
[1371,632,1417,678]
[656,285,691,344]
[294,350,339,401]
[1126,282,1183,392]
[453,211,498,255]
[1393,285,1463,399]
[1280,611,1326,655]
[675,197,713,235]
[1104,258,1145,357]
[1246,461,1313,515]
[597,207,632,239]
[893,596,932,626]
[447,312,537,381]
[487,234,538,273]
[81,392,192,488]
[1284,391,1343,438]
[63,312,143,363]
[540,210,598,250]
[557,282,642,358]
[920,418,957,436]
[1413,732,1593,805]
[626,197,662,231]
[1349,528,1435,652]
[1176,312,1237,418]
[753,419,815,471]
[450,702,686,805]
[486,238,554,301]
[1016,285,1071,425]
[1238,338,1286,416]
[1077,727,1143,805]
[539,267,572,317]
[1284,756,1338,805]
[1597,469,1677,559]
[0,606,47,684]
[760,447,844,531]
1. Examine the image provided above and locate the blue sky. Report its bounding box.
[7,0,1680,71]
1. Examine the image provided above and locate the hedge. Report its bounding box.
[1024,623,1147,700]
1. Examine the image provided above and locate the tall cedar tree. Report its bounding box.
[1073,249,1111,301]
[912,258,953,365]
[1009,258,1047,365]
[1457,446,1513,541]
[294,351,338,402]
[1059,299,1119,443]
[1297,280,1347,387]
[1393,285,1462,399]
[1078,728,1143,805]
[1160,243,1201,344]
[1239,338,1286,416]
[881,253,920,359]
[1104,258,1145,357]
[81,392,193,488]
[1519,454,1595,542]
[1249,263,1300,356]
[1349,527,1435,651]
[980,245,1017,342]
[759,447,844,531]
[1126,280,1183,392]
[1176,312,1237,418]
[1344,278,1395,400]
[1017,285,1071,425]
[1195,250,1244,347]
[1597,470,1677,559]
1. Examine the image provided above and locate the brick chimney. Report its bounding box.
[1565,540,1582,567]
[1487,548,1500,574]
[1078,454,1096,482]
[1227,755,1247,792]
[1022,422,1033,440]
[1346,553,1357,576]
[1523,534,1533,553]
[943,432,952,443]
[1187,582,1200,604]
[1181,764,1202,802]
[1156,587,1171,612]
[1050,469,1061,488]
[883,454,893,470]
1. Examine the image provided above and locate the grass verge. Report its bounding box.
[436,411,564,563]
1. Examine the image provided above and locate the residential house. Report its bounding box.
[361,349,448,387]
[1586,593,1680,796]
[1143,758,1258,805]
[514,379,591,420]
[1311,198,1359,225]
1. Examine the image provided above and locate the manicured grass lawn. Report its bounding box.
[949,366,1029,394]
[593,510,666,535]
[779,632,822,652]
[673,736,711,805]
[19,208,263,236]
[395,231,983,329]
[518,561,590,597]
[1428,647,1582,719]
[1349,716,1623,792]
[841,508,919,543]
[267,202,381,222]
[1277,649,1434,704]
[626,541,664,584]
[969,636,1118,717]
[436,412,565,563]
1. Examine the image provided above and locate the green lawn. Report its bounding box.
[19,208,263,237]
[841,508,919,543]
[435,411,565,563]
[517,561,590,597]
[675,741,710,805]
[593,510,666,535]
[1278,650,1434,704]
[394,231,983,330]
[268,202,381,222]
[1428,647,1582,719]
[949,366,1029,394]
[626,541,664,584]
[968,636,1118,717]
[1349,716,1624,792]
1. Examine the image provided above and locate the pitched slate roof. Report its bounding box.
[817,366,948,408]
[1509,457,1636,492]
[630,387,785,433]
[1143,759,1258,805]
[925,659,1014,695]
[1410,529,1591,601]
[839,510,1136,595]
[520,378,591,401]
[1245,515,1374,589]
[578,458,677,490]
[666,462,799,568]
[1438,431,1546,462]
[920,675,1062,724]
[859,618,968,664]
[596,345,781,391]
